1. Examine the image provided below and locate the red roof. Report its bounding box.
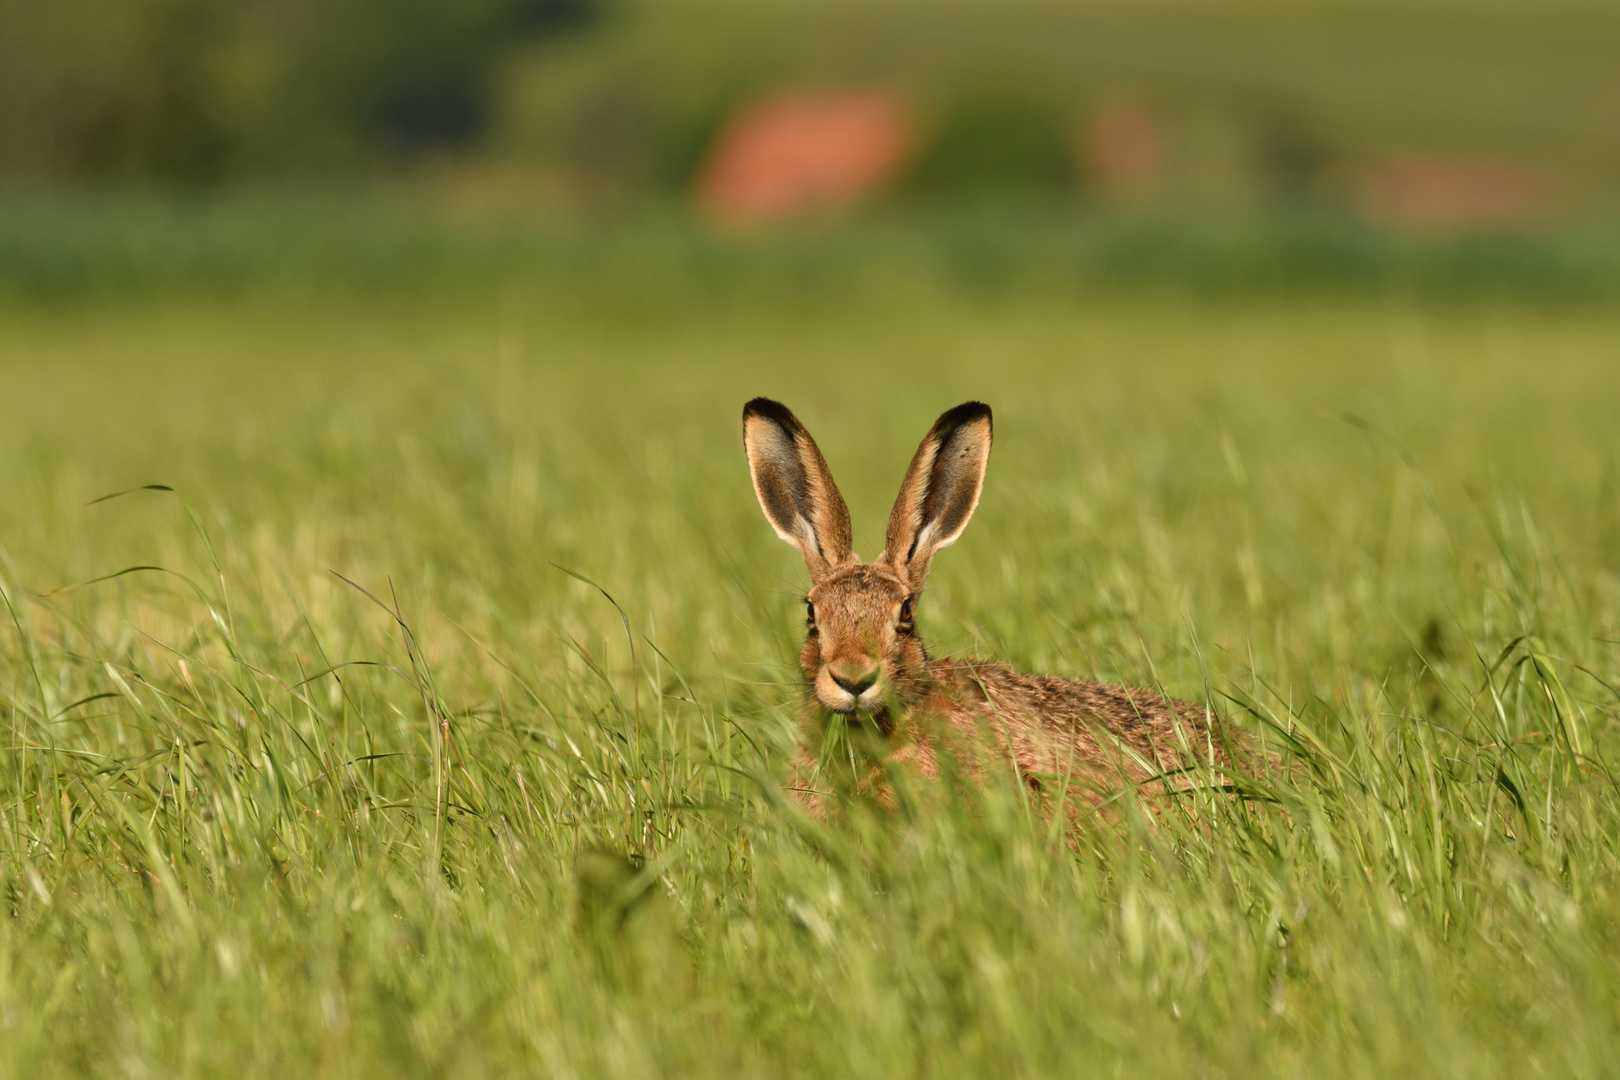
[696,91,915,227]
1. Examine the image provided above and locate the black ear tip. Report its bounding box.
[744,397,799,428]
[937,401,993,431]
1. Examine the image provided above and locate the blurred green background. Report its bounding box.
[4,0,1618,199]
[2,0,1618,300]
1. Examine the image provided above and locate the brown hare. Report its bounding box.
[742,397,1227,810]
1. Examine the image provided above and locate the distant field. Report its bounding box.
[4,191,1620,305]
[4,215,1620,1075]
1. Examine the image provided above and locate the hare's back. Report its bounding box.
[928,659,1223,779]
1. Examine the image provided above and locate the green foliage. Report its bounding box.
[490,0,1620,200]
[2,240,1620,1074]
[906,94,1075,197]
[0,0,594,182]
[2,192,1620,306]
[7,0,1620,203]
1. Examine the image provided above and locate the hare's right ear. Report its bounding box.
[743,398,854,580]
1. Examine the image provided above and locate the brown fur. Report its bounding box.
[743,398,1226,813]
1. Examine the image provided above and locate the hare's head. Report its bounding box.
[743,398,993,720]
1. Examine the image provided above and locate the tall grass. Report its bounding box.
[2,270,1620,1076]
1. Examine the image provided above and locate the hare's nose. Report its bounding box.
[831,668,878,696]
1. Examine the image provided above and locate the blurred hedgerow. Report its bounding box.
[0,0,597,183]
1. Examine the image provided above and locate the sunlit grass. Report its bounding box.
[3,270,1620,1076]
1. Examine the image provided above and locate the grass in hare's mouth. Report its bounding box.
[3,234,1620,1077]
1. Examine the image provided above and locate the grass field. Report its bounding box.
[4,203,1620,1076]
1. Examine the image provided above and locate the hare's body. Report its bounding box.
[743,398,1223,809]
[890,660,1217,784]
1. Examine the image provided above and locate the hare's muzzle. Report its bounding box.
[820,661,884,714]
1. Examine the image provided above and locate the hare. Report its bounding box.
[742,397,1228,809]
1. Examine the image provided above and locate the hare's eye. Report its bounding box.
[898,598,914,624]
[805,600,817,629]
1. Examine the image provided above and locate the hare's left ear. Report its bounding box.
[743,398,855,581]
[881,402,992,591]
